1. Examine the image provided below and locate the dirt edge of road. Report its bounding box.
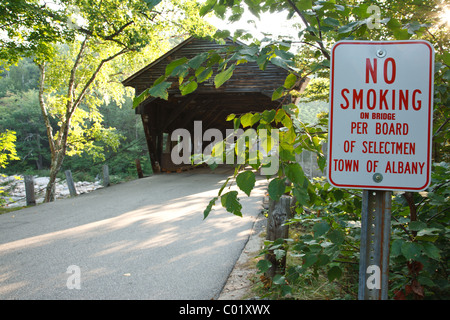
[217,196,269,300]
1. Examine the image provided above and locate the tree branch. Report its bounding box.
[67,36,89,115]
[37,62,55,155]
[72,47,130,113]
[103,21,134,41]
[403,192,418,238]
[286,0,330,60]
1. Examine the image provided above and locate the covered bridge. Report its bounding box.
[122,36,308,173]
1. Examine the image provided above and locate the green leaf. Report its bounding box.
[272,86,285,101]
[393,28,411,40]
[338,21,359,34]
[165,57,188,77]
[180,80,197,96]
[133,88,150,108]
[272,274,286,285]
[195,67,213,83]
[323,17,340,27]
[250,113,261,126]
[199,0,217,16]
[148,81,172,100]
[221,191,242,216]
[386,17,402,30]
[313,222,330,238]
[317,254,330,266]
[188,52,208,70]
[391,239,404,257]
[279,142,295,161]
[327,266,343,282]
[292,187,309,206]
[268,178,286,201]
[233,117,241,130]
[417,227,441,237]
[327,229,344,244]
[283,73,297,89]
[418,274,436,287]
[285,163,305,185]
[240,113,254,128]
[317,155,326,172]
[270,56,290,69]
[274,249,286,260]
[203,197,218,219]
[214,64,235,88]
[297,0,313,11]
[256,259,272,273]
[280,284,292,296]
[409,221,427,231]
[257,54,269,70]
[214,29,231,39]
[422,242,441,260]
[442,52,450,66]
[401,242,422,260]
[226,113,236,121]
[236,170,256,197]
[260,109,276,124]
[303,254,318,268]
[416,228,441,242]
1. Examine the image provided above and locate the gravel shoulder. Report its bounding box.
[218,196,268,300]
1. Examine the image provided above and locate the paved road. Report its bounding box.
[0,167,267,300]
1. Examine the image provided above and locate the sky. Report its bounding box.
[205,5,304,42]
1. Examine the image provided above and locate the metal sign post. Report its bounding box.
[358,190,392,300]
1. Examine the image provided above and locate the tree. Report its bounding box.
[135,0,449,299]
[1,0,214,202]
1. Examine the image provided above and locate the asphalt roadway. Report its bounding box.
[0,167,267,300]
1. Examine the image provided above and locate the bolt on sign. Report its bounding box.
[328,41,435,191]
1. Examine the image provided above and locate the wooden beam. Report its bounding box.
[162,93,198,132]
[141,113,157,171]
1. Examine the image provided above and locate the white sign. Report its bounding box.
[328,41,434,191]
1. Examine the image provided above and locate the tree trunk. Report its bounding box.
[44,165,58,202]
[44,151,65,202]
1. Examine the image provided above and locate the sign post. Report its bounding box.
[358,190,391,300]
[328,41,434,299]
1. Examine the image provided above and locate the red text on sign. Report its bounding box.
[351,122,368,134]
[375,122,409,135]
[333,159,360,172]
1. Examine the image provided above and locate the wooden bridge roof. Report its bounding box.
[122,36,308,171]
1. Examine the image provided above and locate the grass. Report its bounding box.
[246,217,359,300]
[0,205,27,215]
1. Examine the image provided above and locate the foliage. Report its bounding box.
[0,130,19,207]
[0,76,151,183]
[390,162,450,299]
[135,0,449,299]
[0,130,19,169]
[298,78,330,102]
[0,90,48,171]
[1,0,215,202]
[0,58,40,96]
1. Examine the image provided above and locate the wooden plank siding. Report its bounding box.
[122,37,305,172]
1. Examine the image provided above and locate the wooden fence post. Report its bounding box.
[24,175,36,206]
[135,159,144,179]
[265,195,291,279]
[102,165,110,187]
[64,170,77,197]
